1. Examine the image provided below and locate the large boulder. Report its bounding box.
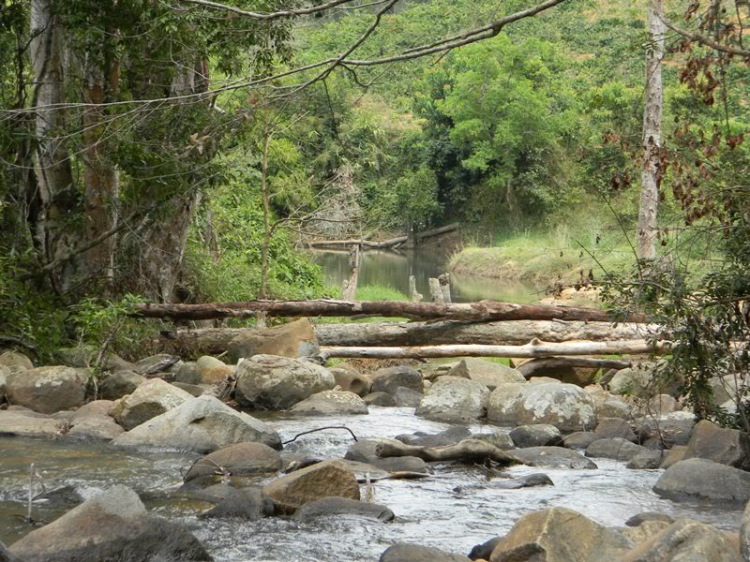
[113,395,281,453]
[510,447,597,470]
[371,366,423,396]
[110,378,192,430]
[517,358,599,386]
[595,418,637,442]
[195,356,233,385]
[100,371,145,400]
[295,497,394,522]
[184,442,282,482]
[416,376,489,423]
[509,424,563,448]
[585,438,648,462]
[447,359,525,390]
[397,427,472,448]
[488,507,632,562]
[290,390,368,416]
[234,355,335,410]
[0,350,33,370]
[0,409,63,437]
[68,400,124,440]
[8,486,211,562]
[622,518,741,562]
[330,367,372,397]
[654,458,750,503]
[198,487,274,520]
[6,366,88,414]
[488,382,597,431]
[263,460,359,512]
[227,318,319,362]
[364,392,396,407]
[380,545,471,562]
[563,431,603,450]
[627,450,665,470]
[609,367,657,397]
[636,411,696,447]
[682,419,750,470]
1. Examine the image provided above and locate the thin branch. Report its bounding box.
[662,16,750,57]
[178,0,361,20]
[282,426,359,445]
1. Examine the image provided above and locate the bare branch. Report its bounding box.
[178,0,361,20]
[661,16,750,57]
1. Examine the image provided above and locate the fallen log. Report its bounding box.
[319,340,670,360]
[375,439,519,466]
[133,298,646,323]
[517,356,632,378]
[307,223,460,250]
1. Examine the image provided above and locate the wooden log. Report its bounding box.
[133,299,647,323]
[319,340,670,360]
[408,276,422,302]
[375,439,519,466]
[428,278,444,304]
[341,244,361,301]
[517,356,632,379]
[306,223,460,250]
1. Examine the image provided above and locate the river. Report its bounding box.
[0,407,740,561]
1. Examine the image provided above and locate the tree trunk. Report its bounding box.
[637,0,664,261]
[342,244,361,301]
[375,439,518,465]
[260,127,271,301]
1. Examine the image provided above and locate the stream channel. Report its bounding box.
[0,406,740,561]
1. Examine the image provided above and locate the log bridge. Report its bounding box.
[304,223,460,251]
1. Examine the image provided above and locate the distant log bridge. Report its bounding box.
[305,222,460,250]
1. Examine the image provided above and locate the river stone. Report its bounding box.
[416,376,489,423]
[597,399,633,419]
[295,497,395,521]
[198,487,274,520]
[100,370,145,400]
[113,395,281,452]
[636,411,696,447]
[517,359,599,386]
[488,507,632,562]
[371,366,423,395]
[586,438,648,462]
[393,387,422,407]
[346,438,405,463]
[330,367,372,397]
[627,450,664,469]
[227,318,319,362]
[627,513,675,527]
[469,537,502,561]
[509,424,563,448]
[742,500,750,562]
[364,391,397,406]
[68,400,124,440]
[185,442,282,482]
[474,431,516,450]
[110,378,192,430]
[0,409,63,437]
[682,419,750,469]
[595,418,637,442]
[622,518,741,562]
[263,460,359,512]
[235,354,335,410]
[8,485,211,562]
[563,432,603,450]
[609,367,658,397]
[171,382,209,397]
[488,382,597,431]
[370,456,428,474]
[55,346,133,372]
[0,350,33,371]
[711,374,744,406]
[447,359,525,390]
[380,545,471,562]
[654,458,750,503]
[621,520,673,547]
[6,366,88,414]
[397,427,472,448]
[134,354,181,375]
[510,446,597,470]
[290,390,368,415]
[660,446,687,469]
[172,361,200,385]
[646,394,680,415]
[194,356,233,385]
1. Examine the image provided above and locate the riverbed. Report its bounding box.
[0,407,740,561]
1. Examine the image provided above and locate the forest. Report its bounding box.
[1,1,750,561]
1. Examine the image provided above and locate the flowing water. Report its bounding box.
[0,407,741,561]
[315,250,542,303]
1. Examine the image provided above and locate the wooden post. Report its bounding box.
[438,273,452,304]
[428,278,445,304]
[342,244,361,301]
[409,275,422,302]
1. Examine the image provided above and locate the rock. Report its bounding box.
[55,346,133,372]
[517,359,598,386]
[493,473,554,489]
[654,458,750,502]
[173,361,200,385]
[621,520,673,546]
[469,537,502,561]
[393,387,422,407]
[364,392,396,407]
[609,367,658,397]
[346,438,404,463]
[645,394,680,415]
[563,432,603,450]
[416,376,489,423]
[595,418,637,442]
[8,485,210,562]
[68,400,124,440]
[636,412,696,447]
[622,518,741,562]
[113,395,281,452]
[447,359,525,390]
[326,460,390,481]
[6,366,88,414]
[184,442,282,482]
[711,374,742,406]
[134,354,181,375]
[227,318,319,362]
[195,356,233,385]
[627,450,664,469]
[682,419,750,470]
[0,351,33,370]
[488,507,632,562]
[0,409,63,437]
[370,457,428,474]
[295,497,395,521]
[586,438,648,462]
[234,354,335,410]
[100,370,145,400]
[626,513,675,527]
[597,399,632,419]
[290,390,368,415]
[741,500,750,562]
[509,424,563,448]
[172,382,208,397]
[198,487,274,520]
[330,367,372,397]
[0,365,7,400]
[474,431,515,450]
[372,366,423,396]
[381,545,471,562]
[110,378,192,430]
[397,427,471,448]
[488,382,597,431]
[511,447,597,470]
[263,460,360,512]
[660,446,687,469]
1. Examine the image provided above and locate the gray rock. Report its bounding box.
[563,432,603,450]
[637,411,696,447]
[6,366,88,414]
[416,376,489,423]
[654,458,750,503]
[586,438,648,462]
[345,438,405,463]
[0,409,63,437]
[173,361,200,385]
[469,537,502,561]
[372,366,423,395]
[330,367,372,397]
[397,427,471,448]
[8,485,210,562]
[184,442,282,482]
[473,431,515,450]
[290,390,368,416]
[263,460,360,512]
[626,513,675,527]
[627,450,664,469]
[595,418,637,442]
[110,378,192,430]
[380,544,471,562]
[645,394,680,415]
[134,354,181,375]
[68,400,124,440]
[364,392,397,407]
[682,419,750,470]
[113,395,281,453]
[393,387,422,407]
[171,382,208,397]
[509,424,563,448]
[447,358,525,390]
[100,370,145,400]
[198,487,274,520]
[488,382,597,431]
[55,346,133,372]
[660,446,687,469]
[0,351,33,370]
[597,399,632,419]
[227,318,319,362]
[295,497,394,521]
[511,446,597,470]
[370,457,428,474]
[493,473,554,489]
[234,354,335,410]
[609,367,656,397]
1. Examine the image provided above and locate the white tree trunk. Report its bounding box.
[637,0,664,261]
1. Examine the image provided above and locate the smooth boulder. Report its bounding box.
[6,366,88,414]
[100,371,145,400]
[511,447,597,470]
[199,487,274,520]
[195,356,233,385]
[381,545,471,562]
[586,438,648,462]
[654,458,750,503]
[184,442,282,482]
[682,419,750,470]
[0,351,33,370]
[68,400,124,440]
[371,366,423,395]
[295,497,395,522]
[416,376,489,423]
[447,359,525,390]
[595,418,637,442]
[509,424,563,448]
[330,367,372,397]
[110,378,192,430]
[227,318,319,362]
[290,390,368,416]
[263,460,359,512]
[0,409,62,437]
